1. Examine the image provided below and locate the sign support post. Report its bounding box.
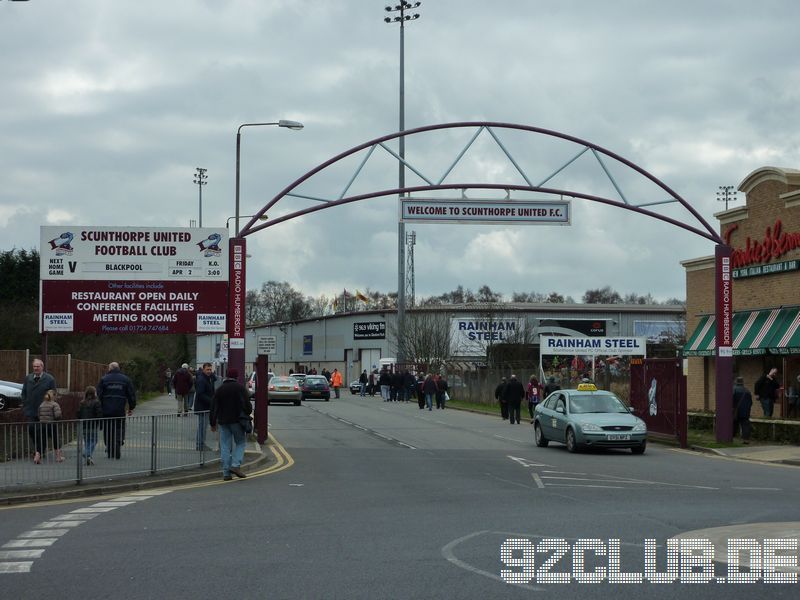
[228,237,246,386]
[714,244,734,442]
[255,335,276,445]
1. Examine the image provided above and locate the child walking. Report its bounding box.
[78,386,103,465]
[38,389,64,463]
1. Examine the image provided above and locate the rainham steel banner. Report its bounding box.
[40,226,228,334]
[400,198,570,225]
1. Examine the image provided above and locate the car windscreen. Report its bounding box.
[569,393,629,414]
[304,377,327,385]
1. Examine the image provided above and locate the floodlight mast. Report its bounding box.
[384,1,421,367]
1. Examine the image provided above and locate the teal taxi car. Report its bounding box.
[533,383,647,454]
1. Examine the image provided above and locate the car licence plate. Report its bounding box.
[607,434,631,441]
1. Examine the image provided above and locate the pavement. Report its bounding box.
[691,442,800,466]
[0,393,272,506]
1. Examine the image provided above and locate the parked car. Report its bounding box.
[246,371,274,397]
[349,380,361,394]
[0,380,23,411]
[267,376,302,406]
[290,373,307,386]
[302,375,330,401]
[533,383,647,454]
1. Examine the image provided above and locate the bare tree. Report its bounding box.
[389,310,457,373]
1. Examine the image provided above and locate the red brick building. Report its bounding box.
[682,166,800,415]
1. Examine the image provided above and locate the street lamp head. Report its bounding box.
[278,120,304,130]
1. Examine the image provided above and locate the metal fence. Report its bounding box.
[0,412,219,492]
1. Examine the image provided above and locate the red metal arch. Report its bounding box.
[238,121,723,245]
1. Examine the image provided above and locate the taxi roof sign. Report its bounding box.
[576,383,598,391]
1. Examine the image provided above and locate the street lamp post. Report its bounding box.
[193,167,207,227]
[234,120,303,236]
[229,119,303,444]
[226,214,267,235]
[385,2,421,367]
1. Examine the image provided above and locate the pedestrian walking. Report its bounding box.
[733,376,753,444]
[436,374,449,409]
[173,363,194,415]
[754,368,780,417]
[495,377,508,420]
[422,374,437,411]
[77,385,103,465]
[544,376,561,398]
[503,374,525,425]
[97,362,136,459]
[359,369,368,397]
[210,368,250,481]
[38,389,64,463]
[21,358,57,464]
[194,362,217,451]
[331,368,343,399]
[379,368,391,402]
[527,375,541,423]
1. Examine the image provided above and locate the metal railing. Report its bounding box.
[0,412,219,492]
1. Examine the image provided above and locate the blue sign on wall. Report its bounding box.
[303,335,313,355]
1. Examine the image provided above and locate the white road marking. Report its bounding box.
[0,550,44,559]
[0,562,33,573]
[36,521,82,528]
[19,530,69,538]
[109,496,153,502]
[51,513,99,521]
[441,530,543,592]
[731,486,782,491]
[494,434,525,443]
[545,483,626,489]
[2,539,57,548]
[0,489,173,575]
[507,455,552,468]
[531,473,545,489]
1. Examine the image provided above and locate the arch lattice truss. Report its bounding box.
[239,121,722,245]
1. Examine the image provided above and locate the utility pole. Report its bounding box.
[193,167,208,227]
[385,1,421,365]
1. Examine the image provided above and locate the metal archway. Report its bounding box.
[238,121,723,244]
[230,122,733,443]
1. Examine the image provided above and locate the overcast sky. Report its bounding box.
[2,1,799,304]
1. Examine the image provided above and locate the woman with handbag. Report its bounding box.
[210,368,251,481]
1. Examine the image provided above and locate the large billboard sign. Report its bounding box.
[450,316,525,357]
[40,226,228,334]
[400,198,571,225]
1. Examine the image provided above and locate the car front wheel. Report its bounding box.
[534,422,549,447]
[566,428,579,453]
[631,441,646,455]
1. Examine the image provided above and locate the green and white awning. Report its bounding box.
[683,307,800,357]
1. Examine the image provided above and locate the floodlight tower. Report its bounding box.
[193,167,208,227]
[385,1,421,364]
[717,185,737,211]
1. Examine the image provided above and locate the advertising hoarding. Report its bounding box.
[40,226,228,334]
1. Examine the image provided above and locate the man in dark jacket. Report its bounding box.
[503,374,526,425]
[210,368,251,480]
[754,368,780,417]
[97,362,136,459]
[194,362,217,451]
[495,377,508,420]
[21,358,57,464]
[173,363,194,415]
[732,376,752,444]
[544,376,561,398]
